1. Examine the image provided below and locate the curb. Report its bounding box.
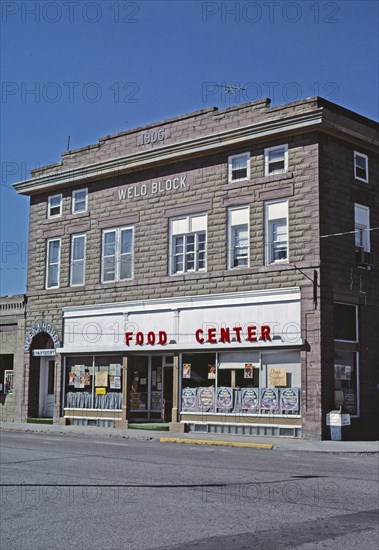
[159,437,273,449]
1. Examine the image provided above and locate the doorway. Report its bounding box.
[38,358,55,418]
[129,355,173,421]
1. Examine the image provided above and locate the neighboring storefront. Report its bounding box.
[58,288,304,435]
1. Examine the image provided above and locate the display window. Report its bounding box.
[65,355,123,410]
[129,355,164,418]
[180,350,301,415]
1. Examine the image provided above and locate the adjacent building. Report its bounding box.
[0,294,26,422]
[13,97,379,439]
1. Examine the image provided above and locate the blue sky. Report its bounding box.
[1,0,378,295]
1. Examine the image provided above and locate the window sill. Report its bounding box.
[223,172,293,191]
[43,211,90,225]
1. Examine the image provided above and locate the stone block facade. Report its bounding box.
[13,97,379,439]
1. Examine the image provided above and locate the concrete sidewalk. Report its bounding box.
[1,421,378,453]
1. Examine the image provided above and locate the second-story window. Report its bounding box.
[46,238,61,289]
[227,206,249,269]
[265,199,289,264]
[228,153,250,182]
[101,227,134,283]
[72,188,88,213]
[264,145,288,176]
[170,214,207,274]
[354,151,368,183]
[70,234,86,286]
[354,203,370,252]
[47,194,62,218]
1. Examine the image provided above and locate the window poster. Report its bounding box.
[244,364,253,379]
[208,365,216,379]
[261,388,279,411]
[84,372,91,386]
[241,388,259,411]
[95,371,108,387]
[74,375,85,389]
[182,387,197,410]
[131,393,141,410]
[69,372,75,386]
[183,363,191,379]
[152,370,157,386]
[217,387,233,409]
[268,368,287,387]
[109,376,121,390]
[280,388,299,412]
[96,387,106,395]
[109,364,121,376]
[151,391,162,410]
[198,387,215,410]
[156,369,162,383]
[334,364,352,381]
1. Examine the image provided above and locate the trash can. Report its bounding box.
[326,410,351,441]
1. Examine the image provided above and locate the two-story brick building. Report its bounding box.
[13,97,378,439]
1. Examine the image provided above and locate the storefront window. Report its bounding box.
[65,355,123,410]
[181,351,301,415]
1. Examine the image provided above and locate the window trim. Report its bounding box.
[264,145,288,176]
[70,233,86,287]
[354,203,370,252]
[228,152,250,183]
[72,188,88,214]
[101,226,134,284]
[264,198,289,265]
[47,194,63,219]
[169,213,207,275]
[227,205,250,270]
[45,237,61,289]
[354,151,368,183]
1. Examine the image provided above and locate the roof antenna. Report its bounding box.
[67,135,70,151]
[214,84,246,108]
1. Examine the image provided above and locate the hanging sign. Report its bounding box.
[269,368,287,387]
[32,349,56,357]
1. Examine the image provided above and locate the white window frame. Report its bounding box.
[70,234,86,287]
[264,145,288,176]
[265,199,289,265]
[354,203,370,252]
[72,188,88,214]
[227,206,250,269]
[101,226,134,283]
[4,370,14,394]
[47,194,63,218]
[45,238,61,289]
[169,214,207,275]
[354,151,368,183]
[228,152,250,183]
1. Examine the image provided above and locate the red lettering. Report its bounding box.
[195,329,204,344]
[261,325,271,341]
[147,331,155,345]
[125,332,133,346]
[219,327,230,343]
[208,328,217,343]
[247,326,257,342]
[158,331,167,345]
[136,332,144,345]
[233,326,242,342]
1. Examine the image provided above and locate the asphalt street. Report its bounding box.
[0,432,378,549]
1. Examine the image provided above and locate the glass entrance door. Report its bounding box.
[129,356,164,419]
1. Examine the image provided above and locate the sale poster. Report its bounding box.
[183,364,191,379]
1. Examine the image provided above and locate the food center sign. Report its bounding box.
[61,289,302,353]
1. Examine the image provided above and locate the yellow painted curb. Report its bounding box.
[159,437,273,449]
